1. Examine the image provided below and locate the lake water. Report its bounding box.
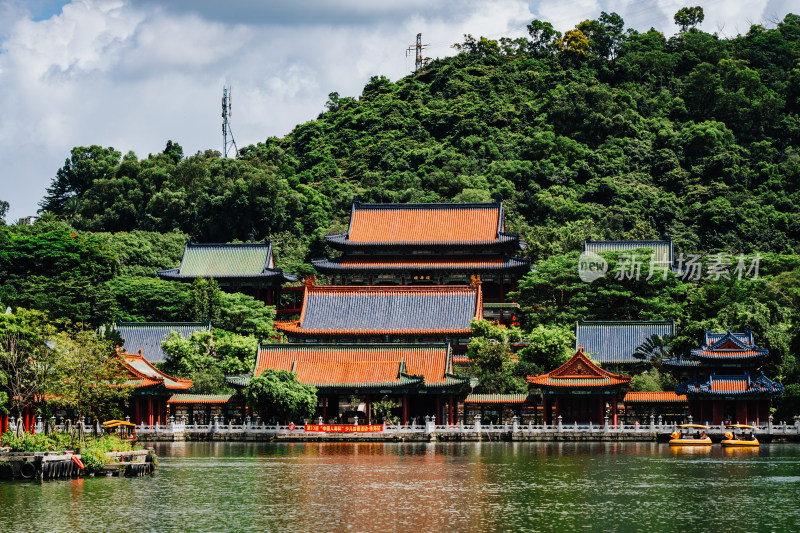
[1,441,800,532]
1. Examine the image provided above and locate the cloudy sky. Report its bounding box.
[0,0,795,221]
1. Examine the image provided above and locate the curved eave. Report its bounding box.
[527,377,631,389]
[676,385,784,397]
[311,257,531,274]
[157,269,298,283]
[662,358,701,368]
[324,233,520,251]
[689,350,768,362]
[274,323,473,337]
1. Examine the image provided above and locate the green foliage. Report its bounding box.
[674,6,705,33]
[371,395,399,424]
[49,329,131,420]
[0,200,8,223]
[0,308,59,418]
[217,292,276,338]
[40,145,121,215]
[108,276,190,322]
[0,221,118,326]
[187,278,221,324]
[629,369,677,392]
[517,324,575,374]
[244,369,317,422]
[93,231,187,277]
[160,330,257,393]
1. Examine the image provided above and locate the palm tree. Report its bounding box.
[633,334,673,368]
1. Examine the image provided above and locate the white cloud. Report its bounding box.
[0,0,793,221]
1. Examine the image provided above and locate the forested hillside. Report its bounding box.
[2,9,800,414]
[28,11,800,261]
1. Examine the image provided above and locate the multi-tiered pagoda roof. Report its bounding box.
[312,199,531,277]
[671,330,783,400]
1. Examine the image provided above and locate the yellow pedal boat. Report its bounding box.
[669,424,712,446]
[721,424,759,447]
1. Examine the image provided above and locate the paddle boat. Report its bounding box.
[669,424,712,446]
[102,420,137,442]
[721,424,759,447]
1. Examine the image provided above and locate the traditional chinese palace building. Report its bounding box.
[114,322,211,364]
[312,199,530,321]
[576,320,675,371]
[667,330,783,425]
[119,349,193,425]
[275,279,482,351]
[157,241,298,306]
[528,347,631,425]
[231,343,469,424]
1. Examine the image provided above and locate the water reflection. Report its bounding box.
[1,442,799,532]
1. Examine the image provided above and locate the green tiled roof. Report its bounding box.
[464,394,535,404]
[167,394,235,404]
[158,242,298,281]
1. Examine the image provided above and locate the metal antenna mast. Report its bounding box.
[406,33,429,73]
[222,86,238,158]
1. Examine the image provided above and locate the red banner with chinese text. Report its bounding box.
[304,424,383,433]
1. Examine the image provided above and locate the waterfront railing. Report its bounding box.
[21,414,799,439]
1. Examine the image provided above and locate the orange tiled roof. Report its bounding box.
[694,350,763,357]
[119,349,193,390]
[527,347,631,389]
[710,378,748,392]
[254,344,463,388]
[348,203,501,244]
[623,391,687,404]
[275,283,482,336]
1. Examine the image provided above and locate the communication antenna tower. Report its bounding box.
[406,33,430,73]
[222,86,238,158]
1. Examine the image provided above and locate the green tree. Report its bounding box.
[0,308,59,419]
[39,145,121,214]
[51,328,131,421]
[0,200,8,223]
[517,324,575,374]
[187,278,222,324]
[674,6,704,33]
[244,369,317,423]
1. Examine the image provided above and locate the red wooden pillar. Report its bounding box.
[612,395,618,426]
[402,394,408,425]
[148,397,153,426]
[712,401,723,425]
[435,396,441,425]
[366,396,372,425]
[448,395,454,425]
[542,396,550,425]
[555,397,562,422]
[736,401,748,424]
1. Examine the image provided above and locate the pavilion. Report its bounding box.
[118,349,193,425]
[667,330,783,425]
[528,347,631,425]
[312,198,530,322]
